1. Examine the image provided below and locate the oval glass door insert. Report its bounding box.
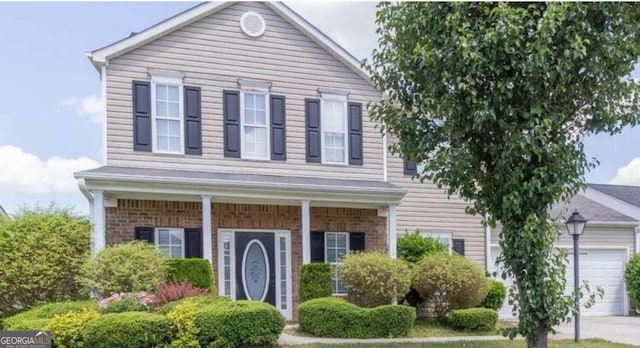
[242,239,269,301]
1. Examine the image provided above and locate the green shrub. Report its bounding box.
[5,318,52,331]
[339,251,412,307]
[158,295,230,316]
[3,301,97,330]
[98,292,155,313]
[193,301,285,347]
[79,241,167,297]
[397,230,447,264]
[413,253,489,321]
[480,279,507,311]
[82,312,171,348]
[449,308,498,331]
[45,309,100,348]
[625,253,640,309]
[298,297,416,338]
[0,206,90,313]
[300,263,332,303]
[165,259,214,290]
[167,300,200,348]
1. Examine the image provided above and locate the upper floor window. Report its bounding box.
[151,71,184,154]
[321,94,348,164]
[241,91,269,160]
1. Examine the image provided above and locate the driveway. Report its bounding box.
[554,316,640,346]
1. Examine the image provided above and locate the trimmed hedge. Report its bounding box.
[480,279,507,311]
[82,312,172,348]
[158,295,230,315]
[298,297,416,338]
[300,263,332,303]
[3,301,97,330]
[166,259,214,290]
[449,308,498,332]
[193,301,285,347]
[45,309,100,348]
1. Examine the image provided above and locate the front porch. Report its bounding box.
[75,166,405,320]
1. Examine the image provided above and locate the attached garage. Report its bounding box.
[491,246,628,317]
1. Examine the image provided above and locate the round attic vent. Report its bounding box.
[240,11,266,37]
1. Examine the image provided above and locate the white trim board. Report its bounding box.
[86,2,375,87]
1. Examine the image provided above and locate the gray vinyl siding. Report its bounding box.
[105,2,383,180]
[386,153,486,267]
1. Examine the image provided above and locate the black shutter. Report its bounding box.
[349,232,365,252]
[184,86,202,155]
[134,227,154,243]
[404,160,417,176]
[185,228,203,258]
[305,99,321,163]
[132,81,152,151]
[348,102,363,165]
[453,239,465,256]
[223,90,240,157]
[310,231,325,262]
[270,95,286,161]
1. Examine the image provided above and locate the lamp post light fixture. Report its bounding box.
[565,210,587,342]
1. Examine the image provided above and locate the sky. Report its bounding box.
[0,1,639,216]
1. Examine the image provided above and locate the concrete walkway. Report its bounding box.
[553,316,640,346]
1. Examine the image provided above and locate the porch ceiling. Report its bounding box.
[75,166,406,207]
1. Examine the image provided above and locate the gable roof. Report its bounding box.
[0,205,6,217]
[87,1,373,85]
[587,183,640,208]
[551,194,637,223]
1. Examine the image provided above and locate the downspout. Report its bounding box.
[485,213,491,271]
[635,225,640,254]
[101,61,108,165]
[382,132,388,182]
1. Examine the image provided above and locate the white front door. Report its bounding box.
[491,247,627,317]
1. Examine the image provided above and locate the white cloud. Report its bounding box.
[609,157,640,185]
[60,95,104,123]
[0,146,99,194]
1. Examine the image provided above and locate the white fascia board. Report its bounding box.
[583,187,640,221]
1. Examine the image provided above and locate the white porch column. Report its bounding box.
[301,200,311,264]
[202,195,213,264]
[388,203,397,259]
[91,190,106,256]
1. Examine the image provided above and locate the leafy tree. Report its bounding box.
[0,205,91,314]
[367,3,640,347]
[397,230,447,264]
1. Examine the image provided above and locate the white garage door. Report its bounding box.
[491,247,626,318]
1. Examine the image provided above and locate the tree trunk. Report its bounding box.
[527,322,548,348]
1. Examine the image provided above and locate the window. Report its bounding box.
[321,96,348,164]
[155,228,184,259]
[151,72,184,154]
[325,232,349,295]
[419,230,453,253]
[241,92,269,160]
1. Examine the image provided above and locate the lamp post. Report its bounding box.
[565,210,587,342]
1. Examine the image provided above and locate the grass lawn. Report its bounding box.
[409,319,513,337]
[303,339,635,348]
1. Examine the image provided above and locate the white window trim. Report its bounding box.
[320,94,349,165]
[325,232,349,295]
[154,227,185,259]
[150,73,184,154]
[240,90,271,160]
[419,230,453,254]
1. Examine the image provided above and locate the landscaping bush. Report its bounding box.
[480,279,507,311]
[625,253,640,310]
[449,308,498,331]
[193,300,285,347]
[5,318,51,331]
[45,309,100,348]
[298,297,416,338]
[82,312,172,348]
[98,292,155,313]
[413,253,489,321]
[79,241,167,297]
[397,230,447,264]
[165,259,214,290]
[0,206,90,313]
[154,281,208,307]
[300,263,332,303]
[167,300,200,348]
[158,295,230,316]
[3,301,97,330]
[339,251,412,307]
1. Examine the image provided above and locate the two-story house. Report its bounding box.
[75,1,488,320]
